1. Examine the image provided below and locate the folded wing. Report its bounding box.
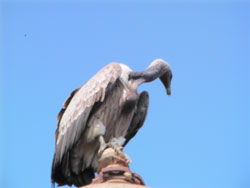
[52,63,122,186]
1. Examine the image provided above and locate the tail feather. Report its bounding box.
[51,152,94,187]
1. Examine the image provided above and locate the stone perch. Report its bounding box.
[79,148,149,188]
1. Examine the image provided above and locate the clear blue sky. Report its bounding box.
[0,1,249,188]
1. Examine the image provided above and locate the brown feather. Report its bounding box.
[52,63,122,187]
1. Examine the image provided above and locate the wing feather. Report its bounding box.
[56,88,80,125]
[54,63,122,163]
[123,91,149,146]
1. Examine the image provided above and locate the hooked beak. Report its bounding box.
[166,87,171,96]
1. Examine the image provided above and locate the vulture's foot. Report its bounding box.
[106,142,132,164]
[97,136,132,164]
[109,137,132,163]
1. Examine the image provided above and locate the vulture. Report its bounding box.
[51,59,172,187]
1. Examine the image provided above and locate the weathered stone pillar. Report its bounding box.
[79,148,149,188]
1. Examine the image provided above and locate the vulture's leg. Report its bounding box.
[97,136,132,163]
[97,136,107,157]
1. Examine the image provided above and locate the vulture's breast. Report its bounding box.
[88,79,137,142]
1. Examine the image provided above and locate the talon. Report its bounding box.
[124,154,132,164]
[98,136,132,164]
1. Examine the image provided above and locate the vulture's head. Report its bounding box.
[147,58,173,96]
[128,58,173,95]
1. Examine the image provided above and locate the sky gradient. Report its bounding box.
[1,1,249,188]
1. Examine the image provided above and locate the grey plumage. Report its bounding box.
[51,59,172,187]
